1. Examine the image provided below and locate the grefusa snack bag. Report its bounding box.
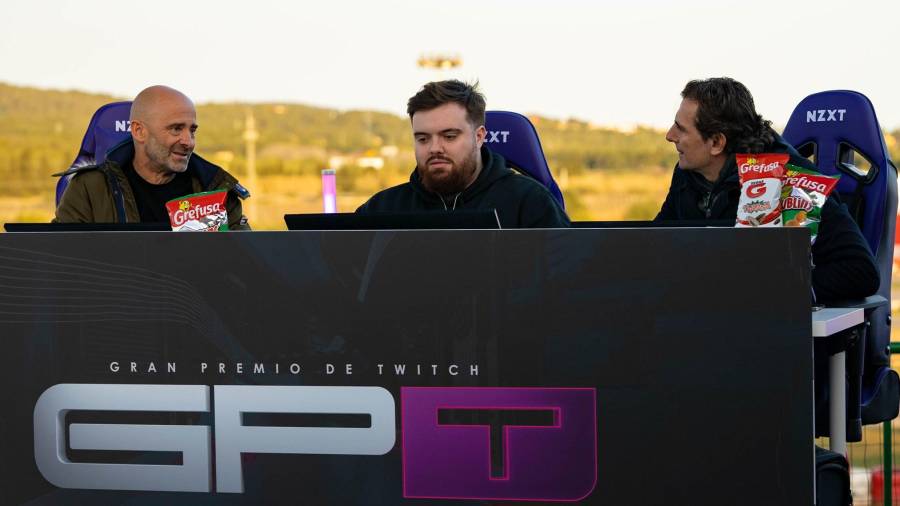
[735,153,788,227]
[781,164,840,244]
[165,190,229,231]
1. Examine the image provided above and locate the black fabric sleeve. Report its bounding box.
[520,185,571,228]
[810,196,880,303]
[654,169,679,221]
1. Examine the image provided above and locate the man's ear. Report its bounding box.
[475,124,486,148]
[709,133,727,156]
[130,120,146,143]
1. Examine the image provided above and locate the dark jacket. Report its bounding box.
[655,134,878,303]
[54,139,250,230]
[356,147,570,228]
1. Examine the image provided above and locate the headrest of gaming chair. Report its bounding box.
[484,110,565,209]
[56,101,133,205]
[783,90,893,254]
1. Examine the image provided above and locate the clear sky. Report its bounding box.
[2,0,897,129]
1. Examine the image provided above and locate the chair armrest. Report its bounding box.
[822,295,888,311]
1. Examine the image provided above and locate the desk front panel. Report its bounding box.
[0,228,812,505]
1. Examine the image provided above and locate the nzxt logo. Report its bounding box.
[114,120,132,132]
[486,130,510,143]
[34,384,597,500]
[805,109,846,123]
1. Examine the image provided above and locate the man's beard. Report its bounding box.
[146,135,190,173]
[417,148,478,196]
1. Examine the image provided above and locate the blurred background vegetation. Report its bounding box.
[2,82,898,229]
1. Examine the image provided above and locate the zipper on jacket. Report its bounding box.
[699,191,713,218]
[702,190,724,218]
[103,170,128,223]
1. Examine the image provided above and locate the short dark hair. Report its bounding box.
[681,77,775,154]
[407,80,486,127]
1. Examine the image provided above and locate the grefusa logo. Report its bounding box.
[171,203,223,227]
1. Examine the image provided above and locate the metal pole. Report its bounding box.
[243,110,259,224]
[830,350,847,455]
[885,342,900,506]
[885,417,892,506]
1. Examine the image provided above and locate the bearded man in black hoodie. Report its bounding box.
[656,77,878,303]
[357,80,569,228]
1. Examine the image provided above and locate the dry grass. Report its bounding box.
[563,168,672,221]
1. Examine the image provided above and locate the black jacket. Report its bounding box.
[655,134,878,303]
[357,147,570,228]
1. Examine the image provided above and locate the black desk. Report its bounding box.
[0,228,813,505]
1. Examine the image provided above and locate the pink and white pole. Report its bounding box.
[322,169,337,214]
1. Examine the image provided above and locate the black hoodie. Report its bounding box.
[357,147,570,228]
[655,134,878,303]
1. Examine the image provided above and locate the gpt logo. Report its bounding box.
[34,384,597,501]
[402,387,597,501]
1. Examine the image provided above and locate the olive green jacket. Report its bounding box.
[54,140,250,230]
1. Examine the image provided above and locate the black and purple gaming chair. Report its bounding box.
[484,111,564,209]
[55,101,133,206]
[784,90,899,435]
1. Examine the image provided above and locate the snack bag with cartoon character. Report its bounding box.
[735,153,789,227]
[780,164,840,244]
[165,190,229,231]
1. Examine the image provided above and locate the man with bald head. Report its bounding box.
[55,85,250,229]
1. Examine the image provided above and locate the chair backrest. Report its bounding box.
[56,101,133,206]
[782,91,896,258]
[484,111,565,209]
[784,90,899,427]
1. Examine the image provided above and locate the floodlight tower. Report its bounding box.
[243,110,259,223]
[416,53,463,80]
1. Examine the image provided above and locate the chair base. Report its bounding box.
[862,367,900,425]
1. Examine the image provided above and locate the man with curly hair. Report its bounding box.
[656,77,876,303]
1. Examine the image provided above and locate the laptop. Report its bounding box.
[4,222,171,232]
[571,219,735,228]
[284,210,501,231]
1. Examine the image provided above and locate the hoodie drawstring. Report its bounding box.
[440,193,461,210]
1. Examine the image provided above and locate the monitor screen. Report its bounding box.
[571,219,735,228]
[4,222,171,232]
[284,210,501,231]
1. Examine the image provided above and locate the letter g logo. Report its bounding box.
[746,182,767,198]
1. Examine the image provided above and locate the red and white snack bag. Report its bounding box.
[165,190,229,232]
[735,153,789,227]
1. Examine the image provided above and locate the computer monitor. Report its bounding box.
[571,219,735,228]
[4,222,171,232]
[284,210,501,231]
